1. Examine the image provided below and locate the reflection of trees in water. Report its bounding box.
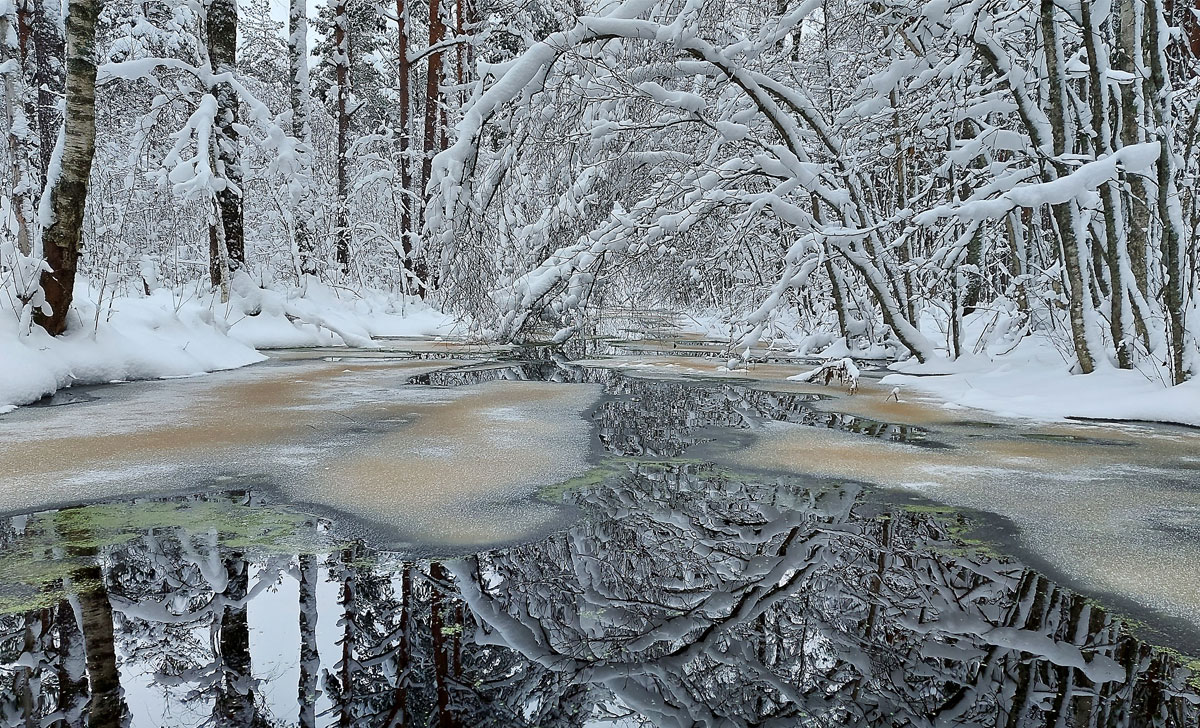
[0,493,287,727]
[413,359,925,458]
[445,464,1198,726]
[0,474,1195,725]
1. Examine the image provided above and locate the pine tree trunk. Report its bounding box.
[207,0,244,277]
[397,0,425,292]
[421,0,445,290]
[334,0,351,273]
[32,0,60,185]
[33,0,101,336]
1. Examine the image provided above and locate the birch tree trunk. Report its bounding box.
[1,12,35,256]
[1082,0,1134,368]
[33,0,100,336]
[289,0,317,276]
[1041,0,1097,373]
[1145,0,1190,383]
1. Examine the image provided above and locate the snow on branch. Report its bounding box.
[788,358,861,394]
[915,143,1161,224]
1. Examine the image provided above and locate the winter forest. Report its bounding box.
[3,0,1200,724]
[0,0,1197,381]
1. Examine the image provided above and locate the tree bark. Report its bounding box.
[1041,0,1097,373]
[207,0,244,280]
[33,0,101,336]
[2,11,35,256]
[397,0,425,292]
[1083,0,1133,368]
[289,0,316,276]
[420,0,445,289]
[334,0,351,273]
[32,0,60,185]
[1145,0,1189,383]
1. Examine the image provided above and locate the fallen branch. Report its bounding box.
[789,357,860,394]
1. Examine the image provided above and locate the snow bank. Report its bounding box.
[884,336,1200,427]
[0,274,457,412]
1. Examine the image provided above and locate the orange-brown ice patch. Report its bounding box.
[292,380,600,546]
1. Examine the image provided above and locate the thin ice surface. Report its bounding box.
[726,398,1200,634]
[0,355,598,547]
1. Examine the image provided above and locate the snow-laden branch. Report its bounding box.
[916,142,1161,223]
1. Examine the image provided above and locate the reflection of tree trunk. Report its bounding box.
[298,553,319,728]
[1002,574,1050,727]
[452,603,462,679]
[383,564,412,727]
[430,561,453,728]
[77,585,123,726]
[213,554,265,727]
[54,597,89,725]
[333,0,351,274]
[15,609,48,728]
[56,511,126,726]
[1043,593,1086,726]
[334,545,358,728]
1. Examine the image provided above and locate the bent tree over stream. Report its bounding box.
[0,352,1197,727]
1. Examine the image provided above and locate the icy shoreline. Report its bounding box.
[881,336,1200,429]
[0,276,456,412]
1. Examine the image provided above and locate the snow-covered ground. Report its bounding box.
[625,304,1200,429]
[883,333,1200,428]
[0,273,457,412]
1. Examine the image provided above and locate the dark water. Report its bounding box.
[0,360,1197,727]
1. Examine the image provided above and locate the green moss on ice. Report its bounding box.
[0,497,327,616]
[539,461,627,502]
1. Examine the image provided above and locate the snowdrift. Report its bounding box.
[0,273,456,412]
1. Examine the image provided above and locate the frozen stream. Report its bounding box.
[0,346,1197,726]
